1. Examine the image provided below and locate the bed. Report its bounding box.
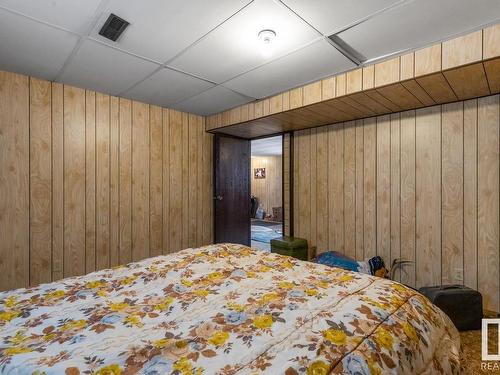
[0,243,460,374]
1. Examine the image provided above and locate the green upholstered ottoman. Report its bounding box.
[270,236,308,261]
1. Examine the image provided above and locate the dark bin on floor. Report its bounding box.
[270,236,308,261]
[419,285,483,331]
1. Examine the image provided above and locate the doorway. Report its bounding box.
[250,136,283,251]
[213,134,286,250]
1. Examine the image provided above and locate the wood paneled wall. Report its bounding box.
[251,156,282,215]
[293,94,500,313]
[0,70,213,292]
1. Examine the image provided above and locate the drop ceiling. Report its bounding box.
[0,0,498,116]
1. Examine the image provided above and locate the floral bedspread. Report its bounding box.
[0,244,460,374]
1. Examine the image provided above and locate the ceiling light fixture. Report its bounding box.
[258,29,276,58]
[258,29,276,44]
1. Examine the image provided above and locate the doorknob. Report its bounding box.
[214,195,223,201]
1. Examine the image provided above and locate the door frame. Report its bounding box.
[213,132,293,243]
[284,132,293,237]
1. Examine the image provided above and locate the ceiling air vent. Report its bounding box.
[99,13,129,42]
[327,34,366,66]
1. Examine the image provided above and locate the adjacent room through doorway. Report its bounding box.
[250,135,283,251]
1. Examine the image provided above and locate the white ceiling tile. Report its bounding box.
[339,0,500,61]
[0,0,102,34]
[59,39,158,95]
[169,0,321,83]
[124,68,215,107]
[281,0,402,35]
[0,9,79,81]
[174,86,254,116]
[90,0,251,63]
[224,39,355,99]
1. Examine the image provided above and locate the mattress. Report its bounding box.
[0,243,460,374]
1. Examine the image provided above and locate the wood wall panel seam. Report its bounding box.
[344,123,356,258]
[119,98,132,264]
[29,78,52,285]
[477,94,500,312]
[463,99,478,290]
[442,30,483,70]
[390,113,401,281]
[415,44,442,77]
[362,65,375,90]
[63,85,86,278]
[149,106,163,256]
[96,93,110,271]
[376,115,391,265]
[162,108,170,253]
[110,96,120,267]
[355,120,364,260]
[181,113,189,250]
[51,83,64,281]
[483,24,500,60]
[441,102,464,285]
[374,57,400,88]
[415,105,442,288]
[85,90,96,274]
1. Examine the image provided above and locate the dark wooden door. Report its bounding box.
[214,134,250,245]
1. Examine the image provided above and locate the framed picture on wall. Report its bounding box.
[254,168,266,179]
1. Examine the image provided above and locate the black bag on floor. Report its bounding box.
[418,285,482,331]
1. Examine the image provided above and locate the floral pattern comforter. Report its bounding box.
[0,244,460,374]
